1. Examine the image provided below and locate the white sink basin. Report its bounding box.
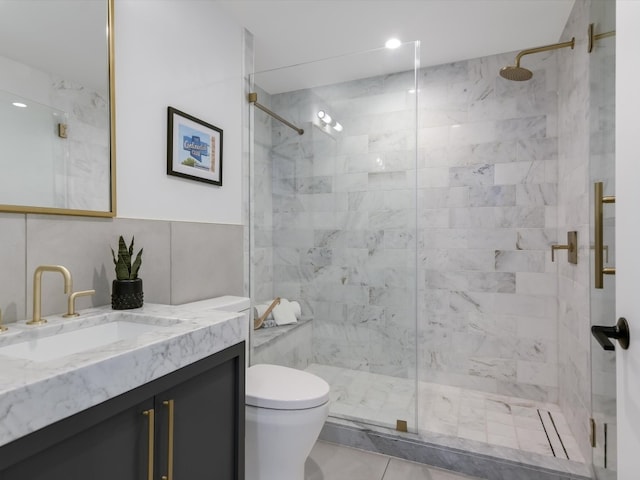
[0,320,163,362]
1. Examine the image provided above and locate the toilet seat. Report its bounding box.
[246,364,330,410]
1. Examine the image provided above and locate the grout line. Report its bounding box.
[548,411,569,460]
[380,457,391,480]
[537,409,556,457]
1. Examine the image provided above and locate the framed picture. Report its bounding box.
[167,107,223,186]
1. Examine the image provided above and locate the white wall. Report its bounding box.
[616,1,640,477]
[115,0,244,224]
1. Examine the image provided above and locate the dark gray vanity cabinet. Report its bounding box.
[0,342,245,480]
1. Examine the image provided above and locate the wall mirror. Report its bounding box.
[0,0,116,217]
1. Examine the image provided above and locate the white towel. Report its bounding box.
[290,300,302,318]
[254,303,275,321]
[254,299,301,321]
[272,298,298,325]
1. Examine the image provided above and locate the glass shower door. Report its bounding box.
[589,1,616,478]
[249,42,419,433]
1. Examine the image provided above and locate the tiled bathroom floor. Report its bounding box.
[306,440,484,480]
[306,363,584,463]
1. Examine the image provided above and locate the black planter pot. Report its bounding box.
[112,278,144,310]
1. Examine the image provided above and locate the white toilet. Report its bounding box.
[206,296,330,480]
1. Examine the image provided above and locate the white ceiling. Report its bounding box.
[215,0,576,94]
[0,1,576,97]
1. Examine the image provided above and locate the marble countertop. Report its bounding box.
[0,301,248,447]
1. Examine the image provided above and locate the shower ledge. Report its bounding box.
[252,317,312,350]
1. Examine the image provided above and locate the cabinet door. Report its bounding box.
[1,399,153,480]
[155,358,239,479]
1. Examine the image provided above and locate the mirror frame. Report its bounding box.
[0,0,116,218]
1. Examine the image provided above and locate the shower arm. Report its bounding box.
[588,23,615,53]
[248,92,304,135]
[513,37,575,67]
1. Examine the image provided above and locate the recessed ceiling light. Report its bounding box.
[12,102,27,108]
[385,38,402,49]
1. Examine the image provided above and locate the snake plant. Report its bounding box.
[111,235,143,280]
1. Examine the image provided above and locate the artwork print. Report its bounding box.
[167,107,223,186]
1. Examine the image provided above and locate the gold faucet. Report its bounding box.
[63,289,96,318]
[0,307,7,333]
[27,265,73,326]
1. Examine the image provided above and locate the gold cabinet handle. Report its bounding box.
[162,399,175,480]
[594,182,616,288]
[142,409,155,480]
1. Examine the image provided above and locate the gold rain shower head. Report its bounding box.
[499,37,575,81]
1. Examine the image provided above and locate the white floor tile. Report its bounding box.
[305,441,389,480]
[306,363,584,463]
[305,442,486,480]
[383,457,484,480]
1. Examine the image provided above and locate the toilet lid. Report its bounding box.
[246,364,330,410]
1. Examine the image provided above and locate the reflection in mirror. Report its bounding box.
[0,0,115,216]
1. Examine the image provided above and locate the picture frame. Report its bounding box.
[167,106,223,186]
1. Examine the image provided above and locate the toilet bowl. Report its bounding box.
[204,296,330,480]
[246,364,329,480]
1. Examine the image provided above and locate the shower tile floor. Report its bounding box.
[306,363,585,464]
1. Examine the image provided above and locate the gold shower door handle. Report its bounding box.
[594,182,616,288]
[142,409,155,480]
[162,399,175,480]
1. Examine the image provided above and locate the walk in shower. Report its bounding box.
[248,2,612,476]
[249,41,420,432]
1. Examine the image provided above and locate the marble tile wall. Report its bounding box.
[252,45,562,400]
[0,215,244,323]
[250,84,275,304]
[556,0,595,463]
[416,51,560,403]
[51,76,111,211]
[251,320,312,368]
[268,71,419,379]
